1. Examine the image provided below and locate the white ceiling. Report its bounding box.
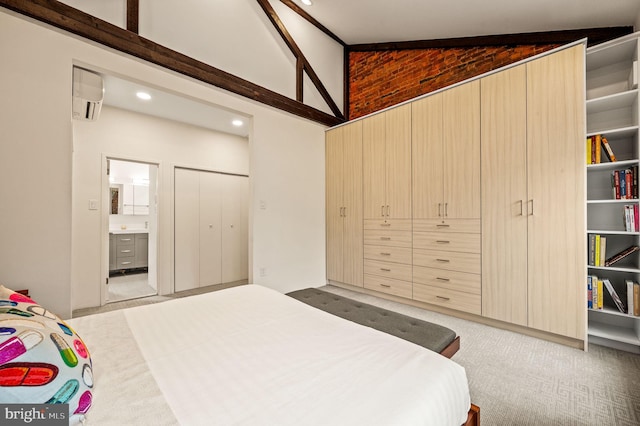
[295,0,640,44]
[101,74,251,138]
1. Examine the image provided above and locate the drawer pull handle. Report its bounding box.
[436,259,450,263]
[380,268,391,272]
[121,250,132,253]
[380,223,391,227]
[121,261,132,265]
[436,240,450,244]
[380,284,391,288]
[380,253,391,256]
[120,238,132,242]
[436,224,450,228]
[436,277,450,282]
[436,296,451,301]
[380,237,391,241]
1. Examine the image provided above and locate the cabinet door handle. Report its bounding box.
[381,205,385,217]
[436,224,450,228]
[518,200,524,216]
[436,240,450,244]
[436,259,450,263]
[386,205,390,217]
[436,277,450,282]
[380,284,391,288]
[436,295,451,301]
[444,203,448,217]
[380,268,391,272]
[343,207,347,217]
[438,203,442,217]
[529,199,534,216]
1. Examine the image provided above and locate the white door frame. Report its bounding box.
[101,154,160,306]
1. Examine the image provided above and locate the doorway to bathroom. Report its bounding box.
[106,158,159,303]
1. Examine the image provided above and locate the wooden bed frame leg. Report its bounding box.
[463,403,480,426]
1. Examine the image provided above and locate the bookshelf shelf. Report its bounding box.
[586,32,640,353]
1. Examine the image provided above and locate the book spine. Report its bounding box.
[635,204,639,232]
[589,234,595,266]
[624,205,631,232]
[588,277,593,309]
[599,236,606,266]
[598,279,604,309]
[586,137,592,165]
[595,134,602,164]
[613,170,621,199]
[591,136,597,164]
[626,169,633,199]
[595,234,601,266]
[627,280,635,315]
[635,283,640,316]
[601,136,617,162]
[634,165,638,199]
[620,169,627,199]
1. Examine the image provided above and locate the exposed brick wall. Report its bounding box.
[348,44,560,119]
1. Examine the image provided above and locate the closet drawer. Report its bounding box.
[115,259,135,269]
[364,274,412,299]
[115,236,135,247]
[364,219,412,231]
[413,265,481,294]
[413,282,481,315]
[116,247,135,258]
[364,259,412,282]
[364,245,412,264]
[364,230,412,247]
[413,249,481,274]
[413,219,480,233]
[413,231,480,253]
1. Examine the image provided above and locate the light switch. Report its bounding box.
[88,199,98,210]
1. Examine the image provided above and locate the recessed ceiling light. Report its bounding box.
[136,91,151,100]
[301,0,313,5]
[232,119,244,127]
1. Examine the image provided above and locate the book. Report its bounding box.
[620,169,627,198]
[599,236,606,266]
[595,134,602,164]
[604,245,640,267]
[627,280,635,315]
[587,277,593,309]
[603,279,626,313]
[626,169,633,199]
[598,279,604,309]
[586,137,592,165]
[595,234,601,266]
[612,170,621,199]
[634,165,639,199]
[588,234,596,266]
[635,283,640,316]
[635,205,639,232]
[601,136,617,162]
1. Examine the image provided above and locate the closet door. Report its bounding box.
[481,64,528,326]
[443,81,481,219]
[326,127,345,282]
[342,121,364,287]
[385,104,412,219]
[363,113,386,220]
[526,45,586,339]
[199,171,222,287]
[221,174,249,283]
[174,168,200,292]
[412,93,444,219]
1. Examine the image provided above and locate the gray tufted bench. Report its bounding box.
[287,287,460,358]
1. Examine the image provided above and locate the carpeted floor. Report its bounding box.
[72,282,640,425]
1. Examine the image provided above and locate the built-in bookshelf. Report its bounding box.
[586,32,640,354]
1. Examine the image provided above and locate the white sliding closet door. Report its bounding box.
[174,168,200,292]
[199,171,223,287]
[175,168,248,293]
[221,174,249,283]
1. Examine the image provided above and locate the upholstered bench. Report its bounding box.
[287,287,460,358]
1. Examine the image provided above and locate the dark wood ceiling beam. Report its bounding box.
[126,0,138,33]
[256,0,343,119]
[279,0,346,46]
[349,27,634,51]
[0,0,343,127]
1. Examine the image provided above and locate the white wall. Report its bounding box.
[72,106,249,309]
[0,10,327,318]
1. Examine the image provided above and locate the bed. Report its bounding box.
[67,284,476,425]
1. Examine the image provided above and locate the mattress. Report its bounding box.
[68,285,470,425]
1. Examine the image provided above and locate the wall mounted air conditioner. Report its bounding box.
[72,67,104,121]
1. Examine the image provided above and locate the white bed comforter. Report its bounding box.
[69,285,470,425]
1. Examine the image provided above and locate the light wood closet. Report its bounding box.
[326,121,363,287]
[326,43,586,346]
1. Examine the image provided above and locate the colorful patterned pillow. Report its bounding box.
[0,285,92,425]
